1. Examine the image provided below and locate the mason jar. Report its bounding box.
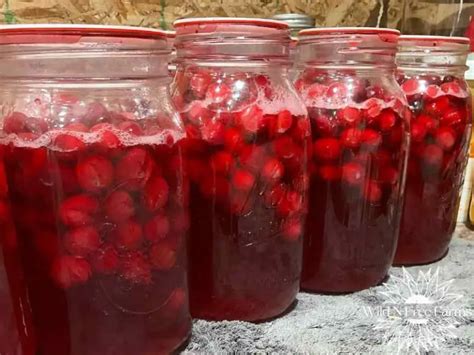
[171,18,310,321]
[295,28,410,292]
[0,25,191,355]
[395,35,472,265]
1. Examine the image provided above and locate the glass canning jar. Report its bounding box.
[295,28,410,293]
[0,25,191,355]
[395,35,472,265]
[171,18,310,321]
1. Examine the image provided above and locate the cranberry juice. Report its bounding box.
[0,109,191,355]
[395,75,472,264]
[174,70,310,321]
[296,71,409,292]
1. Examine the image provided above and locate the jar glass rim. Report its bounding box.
[173,17,288,30]
[0,24,168,44]
[399,35,470,45]
[299,27,400,37]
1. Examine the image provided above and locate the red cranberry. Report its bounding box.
[224,127,244,153]
[378,109,397,131]
[422,144,444,167]
[76,155,114,193]
[232,169,255,192]
[64,226,101,257]
[115,147,154,191]
[360,129,382,150]
[281,217,302,242]
[105,190,135,223]
[364,181,382,203]
[190,71,212,98]
[83,102,109,124]
[342,162,364,186]
[51,255,91,289]
[117,121,143,136]
[366,85,386,99]
[121,252,152,285]
[441,108,466,127]
[340,128,362,149]
[440,81,461,95]
[337,107,361,126]
[425,96,450,116]
[201,120,225,144]
[149,240,177,270]
[307,83,327,98]
[373,150,391,167]
[401,78,419,94]
[425,85,440,99]
[365,98,383,118]
[92,245,119,274]
[169,210,190,233]
[326,82,348,100]
[238,105,264,133]
[273,110,293,134]
[115,220,143,251]
[262,158,284,182]
[319,165,341,181]
[211,151,233,176]
[313,138,341,161]
[435,127,457,151]
[167,288,186,311]
[143,175,169,212]
[206,82,232,104]
[3,112,28,134]
[273,136,299,159]
[59,194,99,227]
[277,190,302,217]
[90,123,121,150]
[417,114,439,133]
[264,183,286,207]
[54,134,86,152]
[379,166,398,185]
[186,102,211,125]
[312,113,337,137]
[411,121,428,143]
[144,214,170,242]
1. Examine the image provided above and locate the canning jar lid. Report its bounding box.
[272,14,315,29]
[0,24,168,45]
[299,27,400,36]
[399,35,470,46]
[174,17,289,29]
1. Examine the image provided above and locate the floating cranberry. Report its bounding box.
[90,123,121,150]
[54,134,86,152]
[313,138,341,161]
[121,252,152,285]
[318,165,341,181]
[273,110,293,134]
[440,81,461,95]
[187,102,211,125]
[3,112,28,134]
[143,176,169,212]
[340,128,362,149]
[417,114,439,133]
[211,151,233,176]
[435,127,457,151]
[224,127,244,153]
[115,147,154,191]
[76,155,114,193]
[326,82,348,100]
[201,120,225,144]
[401,78,419,94]
[281,217,302,242]
[144,214,170,242]
[262,158,284,182]
[59,194,99,227]
[341,162,364,186]
[206,82,232,104]
[82,102,109,124]
[238,105,264,133]
[149,240,177,270]
[441,108,465,127]
[92,245,119,274]
[425,96,450,116]
[364,181,382,203]
[422,144,444,167]
[51,255,91,289]
[360,129,382,150]
[190,71,212,98]
[411,121,428,143]
[276,190,302,217]
[337,107,361,126]
[114,220,143,251]
[307,83,326,99]
[232,169,255,192]
[64,226,101,257]
[378,109,397,131]
[104,190,135,223]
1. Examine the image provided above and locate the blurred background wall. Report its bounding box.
[0,0,472,36]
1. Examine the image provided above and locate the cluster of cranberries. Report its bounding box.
[1,105,188,294]
[397,74,470,182]
[296,70,407,201]
[174,70,310,241]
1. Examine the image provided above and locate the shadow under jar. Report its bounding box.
[0,25,191,355]
[295,28,410,293]
[395,36,472,265]
[171,18,310,321]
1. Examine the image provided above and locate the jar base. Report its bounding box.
[393,247,449,266]
[301,272,389,294]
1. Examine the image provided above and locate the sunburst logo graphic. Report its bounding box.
[369,268,471,354]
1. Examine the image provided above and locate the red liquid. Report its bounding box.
[395,75,472,265]
[174,70,310,321]
[296,73,409,292]
[1,113,191,355]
